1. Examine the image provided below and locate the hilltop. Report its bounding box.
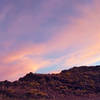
[0,65,100,100]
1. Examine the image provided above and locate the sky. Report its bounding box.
[0,0,100,81]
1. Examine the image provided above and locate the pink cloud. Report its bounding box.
[1,0,100,80]
[0,56,53,81]
[51,0,100,68]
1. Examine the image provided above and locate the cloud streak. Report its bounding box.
[0,0,100,81]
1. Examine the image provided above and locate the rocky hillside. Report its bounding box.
[0,66,100,100]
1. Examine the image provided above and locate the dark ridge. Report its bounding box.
[0,65,100,100]
[61,65,100,73]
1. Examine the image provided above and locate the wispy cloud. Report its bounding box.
[0,0,100,81]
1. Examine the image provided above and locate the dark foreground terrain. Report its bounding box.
[0,66,100,100]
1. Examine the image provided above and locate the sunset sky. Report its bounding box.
[0,0,100,81]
